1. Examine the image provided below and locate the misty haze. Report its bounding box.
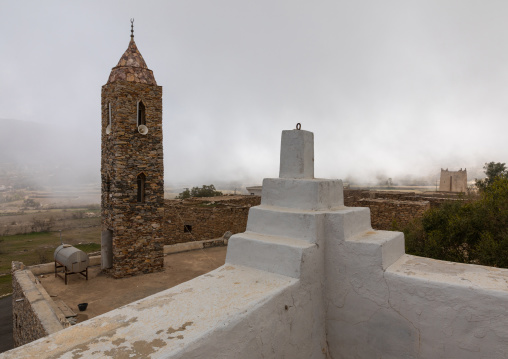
[2,1,507,196]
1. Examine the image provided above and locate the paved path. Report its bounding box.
[0,295,13,353]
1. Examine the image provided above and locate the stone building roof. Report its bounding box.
[107,36,157,85]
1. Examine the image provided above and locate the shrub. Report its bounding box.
[31,216,55,233]
[23,198,41,209]
[177,184,223,199]
[404,177,508,268]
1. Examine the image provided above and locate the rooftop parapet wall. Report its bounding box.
[11,262,69,347]
[327,244,508,358]
[2,265,304,358]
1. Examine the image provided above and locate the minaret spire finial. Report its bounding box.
[130,18,134,38]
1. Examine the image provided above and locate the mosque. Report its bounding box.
[5,23,508,359]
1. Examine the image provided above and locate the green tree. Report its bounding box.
[177,184,223,199]
[475,161,507,191]
[176,188,191,199]
[404,176,508,268]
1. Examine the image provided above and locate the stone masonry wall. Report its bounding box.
[11,262,68,347]
[101,81,164,278]
[163,192,435,240]
[344,189,461,213]
[358,198,430,230]
[162,191,452,243]
[344,189,447,229]
[163,196,260,245]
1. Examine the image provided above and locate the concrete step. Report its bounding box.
[322,207,372,242]
[246,206,322,243]
[226,231,315,278]
[346,230,405,270]
[247,205,372,244]
[261,178,344,210]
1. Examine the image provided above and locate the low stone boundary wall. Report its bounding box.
[162,192,458,241]
[343,189,465,229]
[11,262,69,347]
[27,256,101,276]
[357,199,430,230]
[163,238,228,254]
[163,196,261,245]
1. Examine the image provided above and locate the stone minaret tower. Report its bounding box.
[101,21,164,278]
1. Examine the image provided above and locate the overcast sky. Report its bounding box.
[2,1,508,187]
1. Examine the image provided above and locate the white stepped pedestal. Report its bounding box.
[346,230,405,270]
[261,178,344,211]
[226,232,315,278]
[246,205,373,244]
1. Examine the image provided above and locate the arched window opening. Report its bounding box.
[137,173,146,203]
[137,101,146,126]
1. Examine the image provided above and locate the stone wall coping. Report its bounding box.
[13,270,69,334]
[26,240,228,275]
[163,238,228,254]
[27,256,101,276]
[358,198,430,206]
[166,195,259,206]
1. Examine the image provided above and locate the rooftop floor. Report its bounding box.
[38,246,227,323]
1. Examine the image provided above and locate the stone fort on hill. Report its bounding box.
[439,168,468,193]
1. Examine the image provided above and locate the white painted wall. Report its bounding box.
[4,129,508,358]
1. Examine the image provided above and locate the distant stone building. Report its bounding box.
[245,185,262,196]
[439,168,467,192]
[100,23,164,278]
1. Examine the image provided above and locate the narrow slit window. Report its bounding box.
[137,173,146,203]
[184,224,192,233]
[108,102,112,126]
[106,175,111,194]
[137,101,146,126]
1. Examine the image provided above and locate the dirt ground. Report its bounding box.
[38,246,227,323]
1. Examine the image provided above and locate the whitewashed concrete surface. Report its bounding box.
[325,229,508,359]
[5,128,508,358]
[261,178,344,211]
[3,265,306,358]
[279,129,314,179]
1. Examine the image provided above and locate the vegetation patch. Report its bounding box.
[0,232,58,275]
[0,274,12,297]
[0,225,101,296]
[404,165,508,268]
[197,201,220,208]
[177,184,223,199]
[74,243,101,253]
